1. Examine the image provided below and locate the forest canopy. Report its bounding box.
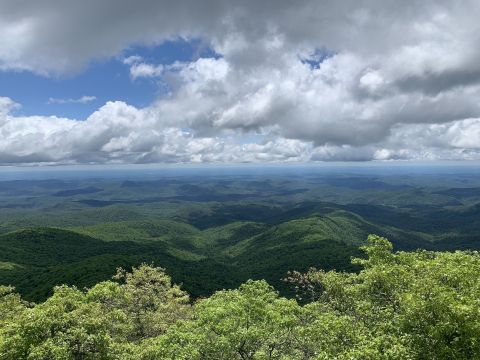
[1,235,479,359]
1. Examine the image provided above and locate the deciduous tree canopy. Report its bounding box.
[1,235,479,359]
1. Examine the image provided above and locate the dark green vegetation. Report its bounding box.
[0,219,361,302]
[1,167,480,302]
[1,236,479,359]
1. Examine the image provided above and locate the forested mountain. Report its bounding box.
[1,169,480,358]
[1,236,479,359]
[0,215,363,302]
[1,169,480,302]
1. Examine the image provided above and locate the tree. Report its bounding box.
[1,237,479,359]
[140,280,301,359]
[0,265,190,359]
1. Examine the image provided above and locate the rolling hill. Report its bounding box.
[0,211,381,301]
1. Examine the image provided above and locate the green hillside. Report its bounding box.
[1,236,479,359]
[1,197,480,304]
[0,228,239,301]
[71,220,205,260]
[0,211,387,301]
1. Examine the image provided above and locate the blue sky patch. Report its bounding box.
[0,38,218,119]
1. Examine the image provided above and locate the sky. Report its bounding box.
[0,0,480,166]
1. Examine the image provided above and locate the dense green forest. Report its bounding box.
[0,218,362,302]
[1,170,480,303]
[1,170,480,358]
[1,235,479,359]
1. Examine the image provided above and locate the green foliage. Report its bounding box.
[3,172,480,304]
[288,235,480,359]
[0,265,191,359]
[111,265,190,340]
[0,216,365,302]
[1,237,479,359]
[141,280,301,360]
[0,285,27,325]
[0,227,242,302]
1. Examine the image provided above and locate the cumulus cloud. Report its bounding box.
[47,96,96,104]
[1,96,480,165]
[1,0,480,163]
[129,62,164,79]
[0,96,20,117]
[122,55,143,65]
[0,98,315,165]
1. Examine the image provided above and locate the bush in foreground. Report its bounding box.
[1,235,479,359]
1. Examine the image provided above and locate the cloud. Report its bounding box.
[123,55,165,79]
[129,63,164,79]
[0,99,315,165]
[1,97,480,165]
[122,55,143,65]
[2,1,478,77]
[1,1,480,163]
[47,96,97,105]
[0,97,20,117]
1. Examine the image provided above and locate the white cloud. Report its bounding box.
[122,55,143,65]
[0,97,20,117]
[0,99,315,165]
[47,96,97,105]
[1,97,480,165]
[129,63,164,79]
[1,1,480,163]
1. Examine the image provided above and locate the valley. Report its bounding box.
[1,165,479,301]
